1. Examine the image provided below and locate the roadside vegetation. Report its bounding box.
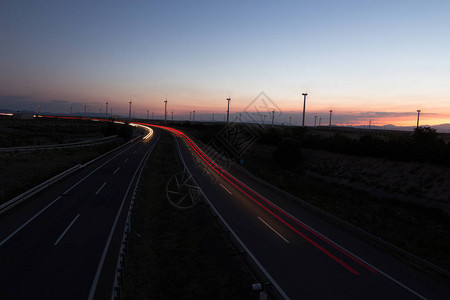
[123,131,255,299]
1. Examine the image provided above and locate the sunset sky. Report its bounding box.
[1,0,449,127]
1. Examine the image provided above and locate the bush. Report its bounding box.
[273,137,302,169]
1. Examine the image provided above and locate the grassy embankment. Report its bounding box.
[123,131,255,299]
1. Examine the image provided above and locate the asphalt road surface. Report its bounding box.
[0,129,159,300]
[154,124,450,300]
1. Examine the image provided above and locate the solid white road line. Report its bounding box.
[88,142,157,300]
[95,182,107,196]
[220,183,232,195]
[54,214,80,246]
[0,196,62,246]
[258,217,290,243]
[113,167,120,174]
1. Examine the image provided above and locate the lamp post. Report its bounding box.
[302,93,307,127]
[105,101,108,119]
[128,100,132,121]
[171,111,174,121]
[271,110,275,128]
[329,110,333,129]
[416,110,421,128]
[164,98,167,124]
[193,110,196,122]
[226,97,231,124]
[314,115,317,127]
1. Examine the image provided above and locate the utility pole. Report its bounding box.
[164,97,167,125]
[171,111,174,121]
[329,110,333,129]
[193,110,196,122]
[226,97,231,124]
[128,99,132,121]
[105,101,108,119]
[416,110,421,128]
[271,110,275,128]
[319,117,322,127]
[302,92,308,127]
[314,115,317,127]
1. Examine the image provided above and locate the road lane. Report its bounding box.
[0,129,159,300]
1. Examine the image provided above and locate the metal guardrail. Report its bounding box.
[0,164,82,215]
[111,134,160,300]
[0,135,118,152]
[0,135,141,216]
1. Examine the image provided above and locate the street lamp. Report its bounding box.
[302,93,307,127]
[105,101,108,119]
[226,97,231,124]
[329,110,333,129]
[416,110,421,128]
[164,98,167,124]
[271,110,275,128]
[128,100,132,121]
[314,115,317,127]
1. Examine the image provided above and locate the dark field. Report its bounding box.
[0,116,110,147]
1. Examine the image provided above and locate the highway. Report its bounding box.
[150,124,450,300]
[0,126,158,300]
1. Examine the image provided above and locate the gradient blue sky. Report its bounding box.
[1,0,449,126]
